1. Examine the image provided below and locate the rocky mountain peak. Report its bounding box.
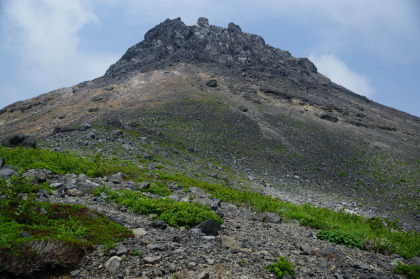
[105,17,320,84]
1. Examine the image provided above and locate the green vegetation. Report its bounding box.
[1,145,419,263]
[0,176,132,277]
[393,262,420,279]
[0,146,140,178]
[317,230,363,249]
[93,186,223,228]
[266,256,296,278]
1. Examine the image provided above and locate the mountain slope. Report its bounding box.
[0,17,419,230]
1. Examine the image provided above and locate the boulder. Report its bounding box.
[206,80,218,87]
[1,134,37,148]
[0,158,5,168]
[105,256,122,272]
[195,220,219,236]
[0,167,18,180]
[261,212,282,223]
[216,235,240,250]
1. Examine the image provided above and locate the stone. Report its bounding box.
[1,134,37,148]
[151,220,167,229]
[110,173,123,184]
[66,188,84,197]
[65,179,77,189]
[0,167,18,180]
[23,169,48,184]
[139,182,150,189]
[112,130,123,136]
[216,235,240,250]
[261,212,282,223]
[51,182,64,190]
[139,137,149,143]
[189,187,206,197]
[70,269,81,277]
[116,246,128,256]
[206,258,215,265]
[147,244,165,251]
[132,227,148,238]
[187,262,196,269]
[352,261,371,270]
[312,247,343,261]
[168,263,177,273]
[105,256,122,272]
[240,208,258,221]
[198,272,210,279]
[168,194,180,201]
[39,207,48,215]
[143,255,161,264]
[79,123,91,131]
[206,80,218,87]
[196,220,219,236]
[0,157,5,168]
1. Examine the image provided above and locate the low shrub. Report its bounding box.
[317,230,363,249]
[393,261,420,279]
[266,256,296,278]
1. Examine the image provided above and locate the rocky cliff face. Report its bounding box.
[105,17,324,85]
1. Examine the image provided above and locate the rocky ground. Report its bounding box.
[14,169,416,279]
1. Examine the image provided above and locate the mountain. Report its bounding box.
[0,16,419,231]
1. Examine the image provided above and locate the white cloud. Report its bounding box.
[2,0,118,92]
[309,54,375,98]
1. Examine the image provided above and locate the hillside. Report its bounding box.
[0,17,419,278]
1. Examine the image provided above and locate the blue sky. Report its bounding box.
[1,0,419,116]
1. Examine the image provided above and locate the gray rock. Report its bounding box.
[206,79,218,87]
[132,228,148,238]
[198,271,210,279]
[116,246,128,256]
[353,261,371,270]
[139,182,150,189]
[1,134,37,148]
[0,158,5,168]
[147,244,165,251]
[187,261,196,269]
[66,188,84,197]
[51,182,64,190]
[70,269,81,277]
[168,263,177,273]
[0,167,18,180]
[190,187,206,197]
[168,194,180,201]
[143,255,161,264]
[216,235,240,250]
[240,208,258,221]
[139,137,149,143]
[112,130,123,136]
[196,220,219,236]
[65,179,77,189]
[105,256,122,272]
[261,212,282,223]
[23,169,48,184]
[79,123,91,131]
[151,220,167,229]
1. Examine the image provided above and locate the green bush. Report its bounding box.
[300,217,329,230]
[266,256,296,278]
[393,261,420,279]
[317,230,363,249]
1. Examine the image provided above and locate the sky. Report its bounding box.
[0,0,419,116]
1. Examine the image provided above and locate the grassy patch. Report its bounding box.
[93,186,223,228]
[266,256,296,278]
[0,146,141,178]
